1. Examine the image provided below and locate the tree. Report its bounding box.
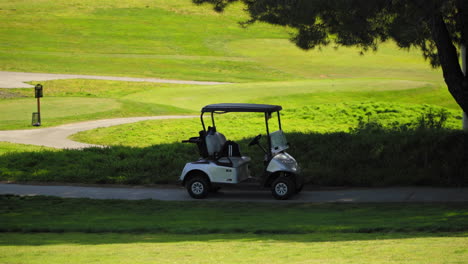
[193,0,468,114]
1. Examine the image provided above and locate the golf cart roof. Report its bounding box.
[202,103,282,113]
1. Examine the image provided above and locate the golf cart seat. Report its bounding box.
[205,126,226,158]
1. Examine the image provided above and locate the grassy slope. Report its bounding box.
[0,0,460,132]
[0,0,291,82]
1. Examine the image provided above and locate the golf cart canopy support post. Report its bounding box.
[200,103,283,156]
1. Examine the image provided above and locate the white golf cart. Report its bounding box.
[180,103,303,200]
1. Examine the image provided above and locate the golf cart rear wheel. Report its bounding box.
[186,176,210,199]
[271,176,295,200]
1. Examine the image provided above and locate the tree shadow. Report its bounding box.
[0,129,466,187]
[1,195,467,246]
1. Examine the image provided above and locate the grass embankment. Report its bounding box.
[1,195,467,263]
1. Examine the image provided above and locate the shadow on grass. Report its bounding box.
[0,129,467,187]
[1,195,467,245]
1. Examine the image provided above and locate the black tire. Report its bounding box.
[271,176,296,200]
[186,176,210,199]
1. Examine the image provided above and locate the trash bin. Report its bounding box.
[35,84,43,98]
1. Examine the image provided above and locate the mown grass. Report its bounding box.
[2,195,467,234]
[0,0,458,132]
[1,232,466,264]
[0,0,441,83]
[0,195,467,263]
[2,77,457,130]
[0,0,292,82]
[71,102,463,146]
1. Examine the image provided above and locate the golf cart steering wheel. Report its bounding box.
[249,134,262,147]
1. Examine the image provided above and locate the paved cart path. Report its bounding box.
[0,71,230,88]
[0,116,196,149]
[0,183,467,202]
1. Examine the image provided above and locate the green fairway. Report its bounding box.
[0,0,460,133]
[0,0,292,82]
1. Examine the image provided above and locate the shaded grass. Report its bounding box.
[1,128,467,187]
[1,195,467,234]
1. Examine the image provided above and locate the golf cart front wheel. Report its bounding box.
[271,176,295,200]
[186,176,210,199]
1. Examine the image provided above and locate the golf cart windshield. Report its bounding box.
[270,130,289,154]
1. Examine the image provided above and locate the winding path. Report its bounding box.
[0,116,196,149]
[0,71,220,148]
[0,71,230,88]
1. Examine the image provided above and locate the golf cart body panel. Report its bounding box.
[266,152,299,174]
[181,156,251,184]
[180,103,303,199]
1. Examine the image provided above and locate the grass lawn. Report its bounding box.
[0,195,467,263]
[1,232,467,264]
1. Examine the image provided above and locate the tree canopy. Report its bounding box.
[193,0,468,113]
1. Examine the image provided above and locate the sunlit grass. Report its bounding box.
[1,232,467,264]
[71,102,462,147]
[0,142,55,155]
